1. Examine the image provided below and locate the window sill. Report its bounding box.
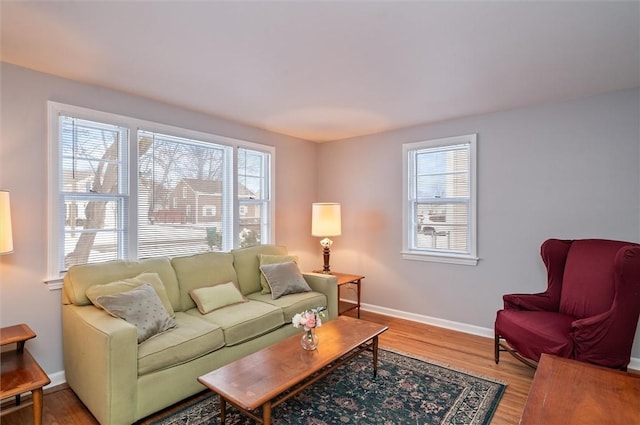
[401,251,479,266]
[44,277,64,290]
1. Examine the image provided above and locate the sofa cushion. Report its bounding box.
[231,245,288,295]
[97,284,177,343]
[187,300,284,346]
[189,282,247,314]
[86,272,175,318]
[63,257,180,311]
[260,261,311,300]
[137,312,225,376]
[171,252,238,311]
[247,291,327,322]
[258,254,299,294]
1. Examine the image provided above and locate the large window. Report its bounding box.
[402,134,477,265]
[48,102,274,282]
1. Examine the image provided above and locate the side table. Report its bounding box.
[0,324,50,425]
[314,271,364,318]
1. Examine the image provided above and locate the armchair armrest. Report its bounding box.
[62,303,138,425]
[572,245,640,368]
[503,292,558,311]
[303,272,338,319]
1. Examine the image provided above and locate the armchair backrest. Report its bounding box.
[559,239,638,319]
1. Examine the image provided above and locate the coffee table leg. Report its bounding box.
[219,395,226,424]
[372,335,379,378]
[262,400,272,425]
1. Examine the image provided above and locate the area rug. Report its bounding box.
[149,349,506,425]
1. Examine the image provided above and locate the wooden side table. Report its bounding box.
[520,354,640,424]
[0,324,50,425]
[315,271,364,318]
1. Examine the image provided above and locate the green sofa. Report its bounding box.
[61,245,338,425]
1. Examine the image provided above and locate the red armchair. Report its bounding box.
[495,238,640,370]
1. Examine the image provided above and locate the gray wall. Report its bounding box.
[0,63,319,377]
[2,61,639,380]
[317,88,640,359]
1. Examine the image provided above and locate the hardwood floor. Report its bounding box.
[0,311,536,424]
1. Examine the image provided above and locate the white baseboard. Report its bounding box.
[46,370,66,389]
[360,302,640,371]
[41,303,640,387]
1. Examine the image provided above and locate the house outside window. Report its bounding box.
[47,102,275,282]
[202,205,216,217]
[402,134,478,265]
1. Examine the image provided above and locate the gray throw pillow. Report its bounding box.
[97,283,176,343]
[259,261,311,300]
[258,254,299,294]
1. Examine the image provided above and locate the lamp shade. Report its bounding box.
[0,190,14,254]
[311,203,341,237]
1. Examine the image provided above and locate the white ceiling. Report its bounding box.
[2,1,639,142]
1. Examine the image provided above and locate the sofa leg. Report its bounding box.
[494,333,500,364]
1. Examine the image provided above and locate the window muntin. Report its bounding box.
[48,102,275,279]
[238,148,271,248]
[403,134,477,265]
[58,116,129,271]
[137,130,233,257]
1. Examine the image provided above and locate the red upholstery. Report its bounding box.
[495,238,640,369]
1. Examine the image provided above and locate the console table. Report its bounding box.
[520,354,640,425]
[0,324,50,425]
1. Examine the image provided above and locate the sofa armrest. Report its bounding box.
[62,303,138,425]
[303,272,338,319]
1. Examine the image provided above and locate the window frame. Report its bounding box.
[401,134,478,266]
[47,102,275,287]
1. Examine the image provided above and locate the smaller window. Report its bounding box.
[239,205,248,216]
[202,205,216,217]
[402,134,478,265]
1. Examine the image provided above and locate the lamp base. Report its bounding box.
[321,246,331,273]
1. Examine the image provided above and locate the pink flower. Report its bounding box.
[306,314,317,328]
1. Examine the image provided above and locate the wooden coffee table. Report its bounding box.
[198,316,388,425]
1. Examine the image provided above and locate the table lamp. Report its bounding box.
[0,190,14,255]
[311,203,341,273]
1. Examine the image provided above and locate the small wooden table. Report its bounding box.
[314,271,364,318]
[198,316,387,425]
[0,324,50,425]
[520,354,640,425]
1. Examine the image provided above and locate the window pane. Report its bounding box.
[59,116,128,271]
[63,197,126,268]
[138,130,231,257]
[415,202,468,252]
[406,138,474,258]
[238,148,270,247]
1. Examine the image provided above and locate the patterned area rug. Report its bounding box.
[149,349,506,425]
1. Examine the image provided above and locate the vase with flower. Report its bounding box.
[292,306,326,350]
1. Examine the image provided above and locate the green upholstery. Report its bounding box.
[170,252,238,311]
[138,312,225,375]
[63,257,181,311]
[62,247,338,425]
[247,291,328,322]
[231,244,287,294]
[187,300,284,346]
